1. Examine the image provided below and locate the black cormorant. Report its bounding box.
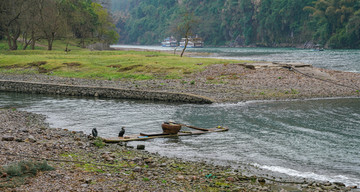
[92,128,98,137]
[118,127,125,137]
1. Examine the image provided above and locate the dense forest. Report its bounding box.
[111,0,360,49]
[0,0,118,50]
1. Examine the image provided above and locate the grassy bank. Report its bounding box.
[0,41,237,81]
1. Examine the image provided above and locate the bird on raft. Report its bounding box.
[92,128,98,137]
[118,127,125,137]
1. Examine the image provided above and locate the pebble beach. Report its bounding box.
[1,109,358,191]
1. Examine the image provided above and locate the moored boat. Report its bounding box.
[161,36,178,47]
[102,125,228,143]
[179,35,204,48]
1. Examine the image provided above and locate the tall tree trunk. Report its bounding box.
[6,32,13,50]
[11,37,18,50]
[47,32,55,50]
[6,30,20,50]
[23,42,29,50]
[31,31,36,50]
[180,37,188,57]
[47,38,53,50]
[22,32,31,50]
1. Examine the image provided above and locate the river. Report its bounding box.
[1,46,360,187]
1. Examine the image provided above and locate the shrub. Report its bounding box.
[1,160,54,188]
[4,160,54,177]
[93,137,106,148]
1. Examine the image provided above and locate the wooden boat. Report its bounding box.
[161,123,182,134]
[102,126,228,143]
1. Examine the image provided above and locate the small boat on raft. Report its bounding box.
[102,122,229,143]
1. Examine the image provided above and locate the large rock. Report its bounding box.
[133,166,142,172]
[2,136,15,141]
[136,145,145,150]
[333,182,345,187]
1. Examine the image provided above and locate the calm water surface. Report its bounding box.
[1,92,359,186]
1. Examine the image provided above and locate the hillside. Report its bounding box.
[111,0,360,49]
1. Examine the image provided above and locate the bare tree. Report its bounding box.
[21,0,42,50]
[174,11,199,57]
[0,0,27,50]
[1,0,117,51]
[37,0,64,50]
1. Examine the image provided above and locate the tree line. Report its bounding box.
[112,0,360,49]
[0,0,118,50]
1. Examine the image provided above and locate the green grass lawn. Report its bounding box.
[0,41,238,80]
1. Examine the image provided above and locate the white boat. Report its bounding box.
[161,36,178,47]
[179,35,204,48]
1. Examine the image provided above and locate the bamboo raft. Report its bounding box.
[103,125,229,143]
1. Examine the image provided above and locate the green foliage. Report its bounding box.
[214,181,230,188]
[205,173,216,179]
[285,88,299,94]
[93,137,106,148]
[142,177,150,181]
[305,0,360,48]
[291,88,299,94]
[1,160,55,188]
[10,160,54,176]
[82,163,105,173]
[114,0,360,49]
[0,41,8,50]
[0,0,119,51]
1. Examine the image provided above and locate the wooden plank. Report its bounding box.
[102,127,228,143]
[140,133,172,137]
[180,124,209,131]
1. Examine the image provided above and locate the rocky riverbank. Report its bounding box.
[0,62,359,103]
[1,109,357,191]
[1,53,360,191]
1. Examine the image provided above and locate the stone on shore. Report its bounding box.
[136,144,145,150]
[2,136,15,141]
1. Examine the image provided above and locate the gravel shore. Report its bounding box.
[1,109,357,191]
[1,58,360,191]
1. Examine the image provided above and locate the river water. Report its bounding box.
[2,46,360,186]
